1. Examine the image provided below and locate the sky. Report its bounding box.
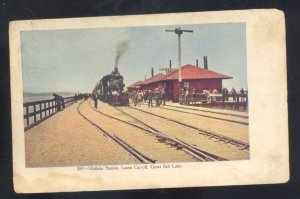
[21,22,247,93]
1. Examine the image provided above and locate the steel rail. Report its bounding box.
[157,106,248,125]
[77,101,155,164]
[139,102,248,118]
[113,107,226,161]
[89,102,225,161]
[129,107,249,150]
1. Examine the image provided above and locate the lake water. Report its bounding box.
[23,93,75,103]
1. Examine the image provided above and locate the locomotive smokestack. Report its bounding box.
[151,68,154,77]
[169,60,172,68]
[196,59,198,67]
[203,56,208,69]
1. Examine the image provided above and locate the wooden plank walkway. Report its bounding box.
[165,101,249,117]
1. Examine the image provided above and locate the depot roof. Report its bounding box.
[127,81,143,88]
[140,73,166,85]
[127,64,232,88]
[163,64,232,80]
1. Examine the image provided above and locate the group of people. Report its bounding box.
[74,93,90,102]
[53,93,65,111]
[130,88,166,108]
[179,87,247,104]
[54,93,92,112]
[110,91,130,106]
[57,86,246,111]
[222,87,246,101]
[222,87,246,95]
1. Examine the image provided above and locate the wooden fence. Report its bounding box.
[23,96,76,131]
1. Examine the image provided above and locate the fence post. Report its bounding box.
[39,103,42,120]
[44,102,46,117]
[33,105,36,122]
[26,106,29,125]
[236,95,240,110]
[24,97,75,131]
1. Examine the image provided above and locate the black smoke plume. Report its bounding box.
[115,41,129,68]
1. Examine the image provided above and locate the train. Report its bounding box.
[93,66,127,106]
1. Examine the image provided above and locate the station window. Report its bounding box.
[183,82,189,88]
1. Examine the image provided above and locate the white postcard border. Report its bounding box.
[9,9,289,193]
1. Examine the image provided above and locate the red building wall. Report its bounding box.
[188,79,222,93]
[137,79,223,102]
[169,79,222,102]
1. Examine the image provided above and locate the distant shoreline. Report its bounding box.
[24,92,75,97]
[23,92,76,103]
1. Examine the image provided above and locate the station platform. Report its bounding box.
[25,101,139,167]
[25,99,249,167]
[164,101,248,117]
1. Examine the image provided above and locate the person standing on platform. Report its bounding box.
[93,94,98,108]
[184,88,189,105]
[160,88,166,105]
[53,94,61,111]
[148,89,153,107]
[191,88,196,104]
[143,90,148,103]
[133,91,138,107]
[74,94,78,103]
[137,90,143,106]
[133,91,137,106]
[124,91,129,107]
[231,87,237,101]
[60,95,65,110]
[222,88,229,101]
[240,88,245,102]
[240,88,245,94]
[154,88,160,107]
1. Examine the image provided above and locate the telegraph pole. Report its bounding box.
[165,28,193,82]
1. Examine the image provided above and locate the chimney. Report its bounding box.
[169,60,172,68]
[203,56,208,69]
[151,67,154,77]
[196,59,199,67]
[145,75,146,80]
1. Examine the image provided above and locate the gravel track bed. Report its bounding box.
[25,101,140,167]
[85,101,198,163]
[132,104,249,143]
[107,105,249,160]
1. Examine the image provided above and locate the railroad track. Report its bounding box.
[138,102,248,125]
[156,106,248,125]
[77,101,155,164]
[128,106,249,150]
[88,101,225,162]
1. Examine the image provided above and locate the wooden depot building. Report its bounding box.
[127,63,232,102]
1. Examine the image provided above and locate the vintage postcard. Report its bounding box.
[10,9,288,193]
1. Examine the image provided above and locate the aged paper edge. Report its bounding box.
[9,9,289,193]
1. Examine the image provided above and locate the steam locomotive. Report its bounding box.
[93,66,126,106]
